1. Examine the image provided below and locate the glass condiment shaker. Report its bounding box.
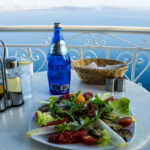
[5,57,24,106]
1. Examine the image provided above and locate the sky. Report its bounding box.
[0,0,150,7]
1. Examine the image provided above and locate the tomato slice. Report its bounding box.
[83,92,93,100]
[105,96,115,104]
[35,111,38,118]
[72,129,87,142]
[62,93,70,100]
[119,117,132,127]
[82,134,97,145]
[48,129,87,144]
[79,129,87,136]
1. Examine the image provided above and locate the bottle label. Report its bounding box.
[50,40,68,55]
[51,83,69,93]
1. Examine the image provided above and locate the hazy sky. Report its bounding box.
[0,0,150,7]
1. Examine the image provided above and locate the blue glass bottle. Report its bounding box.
[47,23,71,95]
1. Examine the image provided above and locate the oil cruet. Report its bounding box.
[5,57,24,106]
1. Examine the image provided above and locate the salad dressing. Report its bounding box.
[0,83,4,94]
[6,76,22,92]
[0,83,4,99]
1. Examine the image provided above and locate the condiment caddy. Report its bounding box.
[0,40,24,112]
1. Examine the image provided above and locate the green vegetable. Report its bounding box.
[61,91,83,122]
[90,95,113,113]
[49,97,62,120]
[97,129,110,147]
[103,113,120,122]
[55,122,80,132]
[108,97,138,122]
[55,116,97,132]
[25,125,59,139]
[37,110,55,125]
[69,91,81,102]
[48,91,83,122]
[94,119,129,148]
[92,95,105,106]
[100,92,110,101]
[49,97,58,101]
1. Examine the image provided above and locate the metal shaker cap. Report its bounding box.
[106,76,115,83]
[117,77,126,82]
[5,57,18,69]
[54,23,62,28]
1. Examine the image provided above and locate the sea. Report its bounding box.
[0,10,150,91]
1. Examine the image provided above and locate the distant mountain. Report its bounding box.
[30,6,95,11]
[93,5,135,10]
[0,5,149,11]
[0,5,49,11]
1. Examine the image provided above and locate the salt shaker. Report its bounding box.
[106,76,115,92]
[116,77,126,92]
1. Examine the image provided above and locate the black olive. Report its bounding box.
[38,104,50,112]
[55,96,63,103]
[74,110,84,116]
[88,129,101,138]
[74,108,85,116]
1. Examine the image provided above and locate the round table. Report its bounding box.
[1,71,150,150]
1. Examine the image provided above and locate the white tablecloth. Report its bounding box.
[0,71,150,150]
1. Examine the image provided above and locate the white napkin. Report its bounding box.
[85,62,125,70]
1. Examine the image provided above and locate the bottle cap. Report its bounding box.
[5,57,18,69]
[54,23,62,28]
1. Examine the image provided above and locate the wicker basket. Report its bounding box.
[72,59,128,85]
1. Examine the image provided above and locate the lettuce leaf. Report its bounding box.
[37,110,55,125]
[97,129,110,147]
[49,96,57,101]
[108,97,138,122]
[101,92,110,101]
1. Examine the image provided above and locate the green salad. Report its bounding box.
[25,91,138,148]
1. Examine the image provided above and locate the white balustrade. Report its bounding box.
[0,25,150,84]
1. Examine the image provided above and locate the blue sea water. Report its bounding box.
[0,10,150,91]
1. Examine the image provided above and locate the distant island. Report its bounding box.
[30,6,95,11]
[0,5,149,11]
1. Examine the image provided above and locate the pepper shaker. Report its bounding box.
[116,77,126,92]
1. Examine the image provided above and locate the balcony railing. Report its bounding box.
[0,25,150,86]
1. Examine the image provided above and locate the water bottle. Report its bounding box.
[47,23,71,95]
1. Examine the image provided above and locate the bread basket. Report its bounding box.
[72,59,128,85]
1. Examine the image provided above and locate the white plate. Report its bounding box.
[29,103,137,150]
